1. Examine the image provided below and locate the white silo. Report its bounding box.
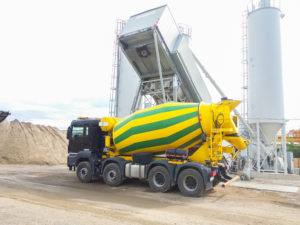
[246,0,287,173]
[247,0,285,144]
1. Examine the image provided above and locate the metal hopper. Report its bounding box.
[118,5,211,113]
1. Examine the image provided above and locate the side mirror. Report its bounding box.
[67,126,72,139]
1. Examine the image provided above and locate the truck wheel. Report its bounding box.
[76,161,92,183]
[103,163,122,186]
[148,166,171,193]
[178,168,204,197]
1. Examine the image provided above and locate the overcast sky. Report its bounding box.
[0,0,299,130]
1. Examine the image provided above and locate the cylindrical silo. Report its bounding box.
[247,0,284,144]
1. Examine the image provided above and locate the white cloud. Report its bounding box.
[4,97,109,129]
[0,0,299,131]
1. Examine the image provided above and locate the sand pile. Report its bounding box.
[0,120,68,165]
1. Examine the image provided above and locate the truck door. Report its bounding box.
[68,125,90,153]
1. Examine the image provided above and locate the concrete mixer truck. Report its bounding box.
[67,98,248,196]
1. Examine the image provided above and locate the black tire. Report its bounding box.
[76,161,92,183]
[148,166,171,193]
[177,168,204,197]
[103,163,123,186]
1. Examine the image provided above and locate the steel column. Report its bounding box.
[256,122,261,173]
[274,138,278,173]
[153,30,166,103]
[282,122,288,174]
[173,75,178,101]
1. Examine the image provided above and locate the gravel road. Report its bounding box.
[0,164,299,225]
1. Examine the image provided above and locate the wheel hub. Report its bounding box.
[80,168,88,178]
[183,175,198,192]
[107,170,117,182]
[153,172,165,187]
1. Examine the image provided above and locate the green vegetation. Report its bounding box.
[287,140,300,158]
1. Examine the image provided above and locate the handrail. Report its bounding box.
[247,0,281,13]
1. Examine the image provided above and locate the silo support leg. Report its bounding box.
[274,138,278,173]
[256,122,261,173]
[282,123,288,174]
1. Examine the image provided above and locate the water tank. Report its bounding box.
[247,0,284,144]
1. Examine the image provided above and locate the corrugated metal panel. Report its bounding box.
[118,5,211,105]
[116,52,139,118]
[121,6,166,37]
[171,35,211,102]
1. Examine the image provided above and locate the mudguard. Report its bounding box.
[67,151,100,176]
[101,157,127,179]
[67,150,92,167]
[146,160,176,185]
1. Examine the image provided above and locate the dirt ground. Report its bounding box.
[0,164,300,225]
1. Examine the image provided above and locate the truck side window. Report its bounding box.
[85,127,89,136]
[72,126,84,138]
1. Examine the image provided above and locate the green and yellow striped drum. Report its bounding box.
[113,102,203,155]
